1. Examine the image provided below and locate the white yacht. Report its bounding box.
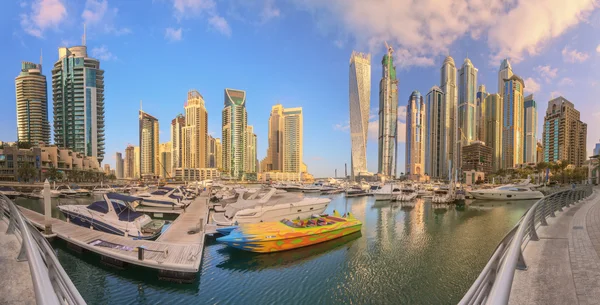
[396,185,418,202]
[211,188,331,226]
[70,184,91,197]
[135,187,191,208]
[372,184,402,201]
[468,184,544,200]
[58,193,165,239]
[92,185,116,194]
[0,186,21,199]
[55,185,78,196]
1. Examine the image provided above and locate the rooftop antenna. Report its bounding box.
[140,100,143,112]
[82,23,86,46]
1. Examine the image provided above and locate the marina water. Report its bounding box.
[16,194,532,304]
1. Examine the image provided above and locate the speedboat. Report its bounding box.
[211,188,331,226]
[55,185,78,197]
[0,186,20,199]
[92,185,116,194]
[135,187,191,208]
[70,184,91,196]
[432,188,454,203]
[27,189,61,199]
[372,184,402,201]
[216,210,362,253]
[468,184,544,200]
[58,193,165,239]
[396,186,418,202]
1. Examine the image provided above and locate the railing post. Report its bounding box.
[43,179,53,235]
[529,206,539,241]
[517,249,527,270]
[6,204,17,234]
[549,195,556,218]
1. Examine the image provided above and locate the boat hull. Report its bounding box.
[469,191,544,200]
[59,208,159,240]
[373,193,394,201]
[218,223,362,253]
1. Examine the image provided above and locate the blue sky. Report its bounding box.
[2,0,600,177]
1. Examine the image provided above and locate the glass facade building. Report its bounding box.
[523,95,538,164]
[484,93,503,171]
[139,110,159,177]
[377,47,399,178]
[457,58,478,171]
[440,56,458,175]
[15,61,50,146]
[349,51,371,180]
[222,88,247,178]
[425,86,446,178]
[502,75,525,168]
[406,91,425,178]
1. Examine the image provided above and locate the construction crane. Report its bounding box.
[384,41,394,54]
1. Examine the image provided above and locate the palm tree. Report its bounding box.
[17,162,38,183]
[46,166,62,181]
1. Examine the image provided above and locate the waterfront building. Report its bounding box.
[476,85,489,142]
[15,61,50,145]
[543,96,587,167]
[282,107,303,173]
[222,88,248,178]
[52,44,105,163]
[0,145,41,182]
[406,91,426,180]
[537,142,544,165]
[349,51,371,180]
[502,75,525,169]
[103,164,110,175]
[215,138,222,170]
[457,58,478,170]
[182,90,208,169]
[483,93,503,172]
[173,167,219,182]
[208,136,217,168]
[124,145,135,179]
[524,95,538,164]
[425,86,447,178]
[498,59,513,97]
[115,152,123,179]
[461,141,493,174]
[171,114,185,171]
[245,125,257,174]
[262,105,284,172]
[440,56,458,174]
[139,110,159,178]
[158,142,172,179]
[134,146,140,179]
[377,45,399,178]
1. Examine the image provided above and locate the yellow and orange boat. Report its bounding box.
[216,211,362,253]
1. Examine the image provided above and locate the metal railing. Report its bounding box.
[0,194,86,305]
[459,186,594,305]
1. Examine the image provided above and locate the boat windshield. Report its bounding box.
[70,185,81,190]
[281,217,336,228]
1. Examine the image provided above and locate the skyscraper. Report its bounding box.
[124,145,135,179]
[139,109,159,177]
[498,58,513,97]
[222,88,247,178]
[115,152,124,179]
[15,61,50,145]
[349,51,371,180]
[457,58,478,170]
[476,85,489,142]
[215,138,222,169]
[171,114,185,170]
[263,104,284,172]
[425,86,446,178]
[543,96,587,167]
[52,44,105,163]
[406,91,425,179]
[440,56,458,174]
[484,93,503,172]
[524,95,538,164]
[182,90,208,169]
[245,125,257,174]
[502,75,525,168]
[158,142,172,178]
[377,45,399,178]
[134,146,140,179]
[282,107,303,173]
[208,136,217,168]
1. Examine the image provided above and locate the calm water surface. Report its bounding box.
[16,194,533,304]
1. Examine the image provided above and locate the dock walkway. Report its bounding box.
[19,196,209,281]
[509,188,600,305]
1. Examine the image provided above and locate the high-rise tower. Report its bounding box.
[484,93,503,171]
[170,114,185,170]
[245,125,257,174]
[543,96,587,167]
[349,51,371,180]
[263,105,284,172]
[457,58,478,170]
[523,95,537,164]
[476,85,489,142]
[406,91,425,179]
[139,109,159,177]
[16,61,50,145]
[440,56,458,175]
[52,43,105,163]
[498,58,513,97]
[222,88,247,178]
[378,44,399,178]
[282,107,303,173]
[502,75,525,168]
[425,86,446,178]
[182,90,208,169]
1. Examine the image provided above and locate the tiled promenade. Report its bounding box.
[509,187,600,305]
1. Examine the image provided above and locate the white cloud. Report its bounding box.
[208,15,232,36]
[333,121,350,132]
[260,0,281,23]
[597,44,600,53]
[165,27,182,41]
[82,0,131,36]
[91,45,116,61]
[558,77,574,86]
[294,0,597,67]
[524,77,541,94]
[20,0,67,38]
[562,46,589,63]
[550,91,562,98]
[534,65,558,83]
[171,0,231,36]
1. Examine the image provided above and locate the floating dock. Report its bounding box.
[18,196,209,282]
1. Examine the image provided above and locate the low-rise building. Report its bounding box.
[0,145,42,182]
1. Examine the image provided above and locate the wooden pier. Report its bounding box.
[18,196,209,282]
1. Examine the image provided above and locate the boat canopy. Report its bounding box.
[89,197,144,221]
[0,186,16,191]
[106,192,142,202]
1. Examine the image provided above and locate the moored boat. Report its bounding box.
[216,211,362,253]
[0,186,21,199]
